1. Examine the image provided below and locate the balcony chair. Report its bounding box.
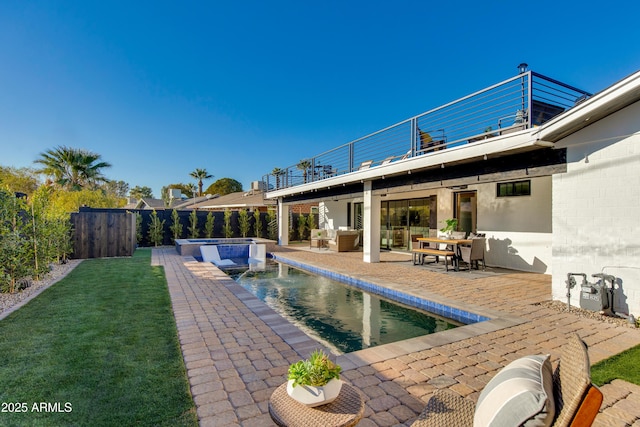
[358,160,373,170]
[459,237,486,271]
[411,333,603,427]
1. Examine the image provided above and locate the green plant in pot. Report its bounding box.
[286,349,342,407]
[440,218,458,239]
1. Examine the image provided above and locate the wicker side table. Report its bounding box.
[269,382,364,427]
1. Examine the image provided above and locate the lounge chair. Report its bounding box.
[380,156,395,166]
[411,333,603,427]
[358,160,373,170]
[200,245,236,267]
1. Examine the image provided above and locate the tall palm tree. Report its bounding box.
[34,146,111,191]
[271,167,285,189]
[189,168,213,197]
[296,160,311,184]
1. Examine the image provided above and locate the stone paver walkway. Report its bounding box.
[152,247,640,427]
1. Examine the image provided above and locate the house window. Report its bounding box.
[497,180,531,197]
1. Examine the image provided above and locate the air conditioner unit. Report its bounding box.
[251,181,265,191]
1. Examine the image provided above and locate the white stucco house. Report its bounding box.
[262,67,640,318]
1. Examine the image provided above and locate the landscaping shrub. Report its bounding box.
[0,188,72,293]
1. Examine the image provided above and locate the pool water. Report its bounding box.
[226,261,459,354]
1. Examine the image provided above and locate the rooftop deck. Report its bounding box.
[262,70,591,194]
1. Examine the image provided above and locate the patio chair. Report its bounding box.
[459,237,485,271]
[380,156,395,166]
[200,245,236,267]
[358,160,373,170]
[411,333,603,427]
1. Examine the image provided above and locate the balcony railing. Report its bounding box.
[262,71,591,192]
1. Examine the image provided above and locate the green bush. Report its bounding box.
[253,210,262,238]
[223,209,233,238]
[0,188,72,293]
[188,210,199,239]
[267,209,277,240]
[148,210,165,247]
[238,209,250,238]
[169,209,183,243]
[297,214,307,241]
[204,212,215,238]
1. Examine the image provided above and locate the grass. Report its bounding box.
[591,343,640,387]
[0,249,197,427]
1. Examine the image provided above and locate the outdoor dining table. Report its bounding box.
[416,237,472,271]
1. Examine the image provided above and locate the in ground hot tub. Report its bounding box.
[175,238,276,257]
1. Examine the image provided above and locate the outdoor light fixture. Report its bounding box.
[518,63,528,74]
[441,163,445,168]
[483,154,488,160]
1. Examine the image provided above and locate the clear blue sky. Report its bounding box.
[2,1,639,198]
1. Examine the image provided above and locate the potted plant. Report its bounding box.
[286,349,342,407]
[440,218,458,239]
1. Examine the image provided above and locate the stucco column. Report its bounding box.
[278,200,289,246]
[363,181,380,263]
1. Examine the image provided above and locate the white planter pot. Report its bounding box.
[286,378,343,407]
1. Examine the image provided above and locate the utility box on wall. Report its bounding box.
[71,209,136,259]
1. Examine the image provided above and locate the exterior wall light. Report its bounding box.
[518,63,528,74]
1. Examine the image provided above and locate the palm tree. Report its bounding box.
[297,160,311,184]
[272,167,285,189]
[190,168,213,197]
[34,146,111,191]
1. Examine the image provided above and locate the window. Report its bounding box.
[497,180,531,197]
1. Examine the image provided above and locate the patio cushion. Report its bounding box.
[474,355,555,427]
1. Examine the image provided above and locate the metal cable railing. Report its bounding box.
[263,71,591,192]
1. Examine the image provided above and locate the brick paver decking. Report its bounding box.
[152,247,640,427]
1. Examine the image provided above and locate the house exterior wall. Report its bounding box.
[319,200,349,230]
[477,176,553,273]
[552,101,640,317]
[315,177,552,273]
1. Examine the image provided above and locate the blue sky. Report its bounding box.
[2,1,639,198]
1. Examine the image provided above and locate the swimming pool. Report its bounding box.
[226,260,462,354]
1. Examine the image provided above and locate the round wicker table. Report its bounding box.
[269,382,365,427]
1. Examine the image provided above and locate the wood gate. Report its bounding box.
[71,210,136,259]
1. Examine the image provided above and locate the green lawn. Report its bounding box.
[0,249,197,427]
[591,343,640,387]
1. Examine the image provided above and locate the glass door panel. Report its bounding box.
[389,200,408,250]
[455,191,477,236]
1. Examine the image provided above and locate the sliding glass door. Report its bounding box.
[380,197,435,250]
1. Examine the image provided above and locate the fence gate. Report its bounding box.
[71,210,136,259]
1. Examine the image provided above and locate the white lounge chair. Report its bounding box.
[200,245,236,266]
[358,160,373,170]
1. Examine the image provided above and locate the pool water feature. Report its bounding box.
[228,260,462,354]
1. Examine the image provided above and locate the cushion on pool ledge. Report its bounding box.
[473,354,555,427]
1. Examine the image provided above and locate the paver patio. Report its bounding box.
[152,246,640,427]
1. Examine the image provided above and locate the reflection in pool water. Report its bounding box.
[227,261,459,354]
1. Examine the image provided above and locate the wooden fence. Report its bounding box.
[71,210,136,259]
